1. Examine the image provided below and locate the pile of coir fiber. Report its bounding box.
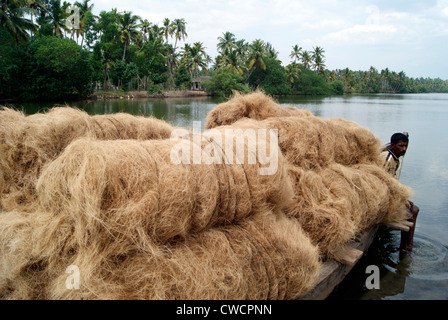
[0,91,412,299]
[0,117,321,299]
[205,90,313,128]
[0,209,319,299]
[0,106,174,211]
[205,91,413,259]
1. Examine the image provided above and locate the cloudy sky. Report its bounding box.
[91,0,448,79]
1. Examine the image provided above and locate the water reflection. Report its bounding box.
[328,226,448,300]
[67,97,225,130]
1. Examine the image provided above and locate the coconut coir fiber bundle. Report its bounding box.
[205,92,412,259]
[0,133,317,299]
[0,106,174,211]
[0,209,320,299]
[33,130,293,246]
[0,91,413,298]
[205,90,313,129]
[210,116,381,170]
[205,91,382,169]
[287,163,412,258]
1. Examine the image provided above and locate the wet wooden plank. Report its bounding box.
[385,221,411,232]
[299,225,379,300]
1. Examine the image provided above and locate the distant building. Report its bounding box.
[191,76,212,91]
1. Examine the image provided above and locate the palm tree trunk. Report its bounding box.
[122,42,127,61]
[167,55,175,89]
[103,66,108,90]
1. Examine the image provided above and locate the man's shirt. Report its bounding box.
[379,148,401,179]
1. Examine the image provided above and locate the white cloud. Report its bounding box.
[322,24,399,46]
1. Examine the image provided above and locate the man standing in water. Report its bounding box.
[379,133,419,252]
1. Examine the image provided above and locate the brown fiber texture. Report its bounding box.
[0,112,320,299]
[205,90,313,129]
[0,106,174,211]
[0,92,412,299]
[0,209,320,300]
[203,91,413,259]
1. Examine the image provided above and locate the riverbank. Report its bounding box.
[88,90,211,100]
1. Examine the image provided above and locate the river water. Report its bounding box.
[16,93,448,300]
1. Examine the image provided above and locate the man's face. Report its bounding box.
[391,140,408,157]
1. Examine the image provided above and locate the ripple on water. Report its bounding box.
[384,233,448,281]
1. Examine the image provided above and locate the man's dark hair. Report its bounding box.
[391,132,409,144]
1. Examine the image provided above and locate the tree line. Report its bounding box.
[1,0,447,102]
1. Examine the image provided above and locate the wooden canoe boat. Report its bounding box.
[299,225,379,300]
[299,219,412,300]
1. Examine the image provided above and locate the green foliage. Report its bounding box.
[331,80,344,95]
[148,84,164,94]
[330,67,448,94]
[202,67,250,97]
[111,60,138,90]
[248,57,291,96]
[175,64,191,88]
[7,36,93,101]
[1,2,447,101]
[0,27,15,97]
[292,70,333,95]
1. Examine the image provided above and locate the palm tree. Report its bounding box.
[380,68,391,92]
[149,23,163,40]
[398,71,407,92]
[313,54,326,76]
[300,50,312,70]
[247,39,266,72]
[289,44,302,63]
[312,46,326,74]
[183,42,209,80]
[162,17,172,43]
[140,34,166,89]
[1,0,39,43]
[217,31,235,53]
[164,42,178,88]
[48,0,67,37]
[161,18,187,88]
[312,46,325,59]
[221,48,244,75]
[27,0,46,37]
[234,39,248,57]
[171,18,187,50]
[265,42,278,59]
[140,18,151,42]
[73,0,95,47]
[118,11,141,61]
[342,67,353,92]
[327,70,337,82]
[285,63,301,88]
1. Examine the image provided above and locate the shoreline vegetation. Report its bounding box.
[87,89,211,100]
[1,1,447,104]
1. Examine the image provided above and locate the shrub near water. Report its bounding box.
[7,37,94,101]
